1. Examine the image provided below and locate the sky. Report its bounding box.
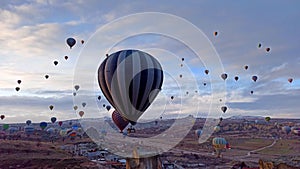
[0,0,299,123]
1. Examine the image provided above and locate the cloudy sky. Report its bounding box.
[0,0,299,123]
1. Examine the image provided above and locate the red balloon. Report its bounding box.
[112,110,129,132]
[58,121,63,126]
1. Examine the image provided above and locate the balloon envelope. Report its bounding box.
[40,122,47,130]
[66,37,76,49]
[221,73,227,80]
[51,117,57,124]
[79,111,84,117]
[0,115,5,120]
[26,120,31,125]
[98,50,163,123]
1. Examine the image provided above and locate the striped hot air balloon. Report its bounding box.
[98,49,163,125]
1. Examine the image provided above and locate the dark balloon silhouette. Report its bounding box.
[0,115,5,120]
[17,80,22,84]
[40,122,47,130]
[15,87,20,92]
[266,47,271,52]
[252,75,258,82]
[221,106,227,113]
[205,69,209,75]
[214,31,218,36]
[258,43,262,48]
[250,90,254,94]
[64,56,68,60]
[97,96,101,100]
[98,50,163,125]
[288,78,293,83]
[112,110,129,132]
[58,121,63,126]
[45,75,49,79]
[66,37,76,49]
[73,92,76,96]
[74,85,80,91]
[221,73,228,80]
[106,105,111,111]
[50,117,57,123]
[244,65,248,70]
[179,74,183,78]
[181,58,184,61]
[234,76,239,81]
[26,120,31,125]
[81,40,84,44]
[171,96,174,100]
[49,105,54,110]
[82,102,86,107]
[79,111,84,117]
[54,60,58,66]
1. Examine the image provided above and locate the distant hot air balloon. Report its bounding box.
[205,69,209,75]
[112,110,129,132]
[103,104,106,107]
[79,111,84,117]
[73,105,78,111]
[73,92,76,96]
[58,121,63,127]
[234,76,239,81]
[40,122,47,130]
[82,102,86,107]
[3,124,9,130]
[15,87,20,92]
[181,58,184,61]
[66,37,76,49]
[98,50,163,125]
[288,78,293,83]
[244,65,249,70]
[53,60,58,66]
[26,120,31,125]
[250,90,254,94]
[64,56,68,60]
[282,126,291,135]
[81,40,84,44]
[214,126,221,132]
[258,43,262,48]
[214,31,218,36]
[106,105,111,111]
[50,117,57,124]
[17,80,22,84]
[97,96,101,100]
[221,73,228,80]
[221,106,227,113]
[49,105,54,110]
[203,82,207,86]
[179,74,183,78]
[74,85,80,91]
[0,115,5,120]
[265,117,271,122]
[180,64,183,67]
[45,75,49,79]
[219,117,223,122]
[170,96,174,100]
[212,137,228,158]
[252,75,258,82]
[266,47,271,52]
[195,129,202,138]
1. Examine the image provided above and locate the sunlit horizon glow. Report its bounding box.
[0,1,299,123]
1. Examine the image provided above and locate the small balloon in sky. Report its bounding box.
[81,40,84,44]
[79,111,84,117]
[74,85,80,91]
[244,65,248,70]
[221,106,227,113]
[252,75,258,82]
[15,87,20,92]
[17,80,22,84]
[170,96,174,100]
[250,90,254,94]
[234,76,239,81]
[97,96,101,100]
[288,78,293,83]
[221,73,228,80]
[179,74,182,78]
[45,74,49,79]
[266,47,271,52]
[181,58,184,61]
[49,105,54,110]
[258,43,262,48]
[214,31,218,36]
[66,37,76,49]
[205,69,209,75]
[203,82,207,86]
[53,60,58,66]
[0,115,5,120]
[73,105,78,110]
[64,56,68,60]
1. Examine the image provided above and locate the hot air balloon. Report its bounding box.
[214,126,221,132]
[66,37,76,49]
[288,78,293,83]
[98,96,101,100]
[40,122,47,130]
[282,126,291,135]
[180,64,183,67]
[250,91,254,94]
[51,117,57,124]
[3,124,9,130]
[258,43,262,48]
[205,69,209,75]
[106,105,111,111]
[17,80,22,84]
[265,117,271,122]
[221,73,228,80]
[212,137,228,158]
[103,104,106,107]
[203,82,207,86]
[195,129,202,138]
[170,96,174,100]
[74,85,80,91]
[219,117,223,122]
[252,75,258,82]
[79,111,84,117]
[53,60,58,66]
[73,105,78,110]
[244,65,249,70]
[181,58,184,61]
[266,47,271,52]
[179,74,183,78]
[234,76,239,81]
[82,102,86,107]
[214,31,218,36]
[15,87,20,91]
[49,105,54,110]
[112,110,129,132]
[58,121,63,127]
[64,56,68,60]
[45,75,49,79]
[81,40,84,44]
[0,115,4,120]
[24,125,35,136]
[98,50,163,125]
[73,92,76,96]
[26,120,31,125]
[221,106,227,113]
